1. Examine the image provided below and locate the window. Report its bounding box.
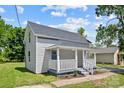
[51,50,57,60]
[29,32,31,43]
[28,51,30,62]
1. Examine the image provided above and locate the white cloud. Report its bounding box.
[51,11,66,17]
[3,18,15,22]
[108,14,116,19]
[22,20,27,25]
[36,21,41,24]
[50,17,90,32]
[41,5,88,12]
[92,22,103,29]
[17,6,24,14]
[0,7,5,13]
[86,14,90,18]
[41,5,88,17]
[81,5,88,12]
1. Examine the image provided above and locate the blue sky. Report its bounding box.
[0,5,116,43]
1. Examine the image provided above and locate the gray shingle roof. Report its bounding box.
[94,47,118,53]
[28,21,91,44]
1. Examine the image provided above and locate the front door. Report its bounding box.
[77,50,83,68]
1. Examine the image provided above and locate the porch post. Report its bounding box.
[75,49,78,69]
[57,48,60,73]
[94,52,96,67]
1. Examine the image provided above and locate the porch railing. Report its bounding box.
[49,59,76,71]
[60,59,76,70]
[49,60,57,70]
[84,59,94,69]
[49,59,95,73]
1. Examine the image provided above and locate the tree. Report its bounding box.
[90,43,102,48]
[95,5,124,51]
[4,27,25,61]
[0,16,25,62]
[0,16,6,48]
[77,27,87,37]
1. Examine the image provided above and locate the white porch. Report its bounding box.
[47,45,96,74]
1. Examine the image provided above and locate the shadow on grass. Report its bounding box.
[15,67,56,77]
[15,67,34,73]
[42,71,57,77]
[102,67,124,75]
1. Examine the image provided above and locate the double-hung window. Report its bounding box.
[29,32,31,43]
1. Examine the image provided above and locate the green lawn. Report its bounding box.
[1,62,124,88]
[0,62,58,88]
[97,63,124,68]
[61,64,124,88]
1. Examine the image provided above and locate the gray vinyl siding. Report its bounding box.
[35,38,58,73]
[96,53,114,64]
[37,37,89,48]
[35,46,50,73]
[25,25,36,73]
[59,49,75,59]
[24,23,90,73]
[35,37,89,73]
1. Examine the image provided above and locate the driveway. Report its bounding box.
[100,67,124,73]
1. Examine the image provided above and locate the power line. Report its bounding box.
[15,5,21,27]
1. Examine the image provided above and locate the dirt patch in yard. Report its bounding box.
[94,70,107,75]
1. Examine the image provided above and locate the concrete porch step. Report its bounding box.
[77,68,89,75]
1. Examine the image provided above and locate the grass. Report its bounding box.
[61,64,124,88]
[1,62,124,88]
[0,62,58,88]
[97,63,124,68]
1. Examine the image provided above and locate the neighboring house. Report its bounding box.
[95,47,119,65]
[24,21,96,75]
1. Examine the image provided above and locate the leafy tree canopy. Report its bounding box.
[77,27,87,38]
[0,16,25,62]
[95,5,124,51]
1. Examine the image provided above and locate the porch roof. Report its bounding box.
[46,45,96,52]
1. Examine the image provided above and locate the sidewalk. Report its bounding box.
[51,72,115,87]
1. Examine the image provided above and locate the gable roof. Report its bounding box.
[94,47,118,53]
[28,21,91,44]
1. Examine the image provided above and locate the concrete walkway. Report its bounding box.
[51,72,115,87]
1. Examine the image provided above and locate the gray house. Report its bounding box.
[24,21,96,75]
[95,47,119,65]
